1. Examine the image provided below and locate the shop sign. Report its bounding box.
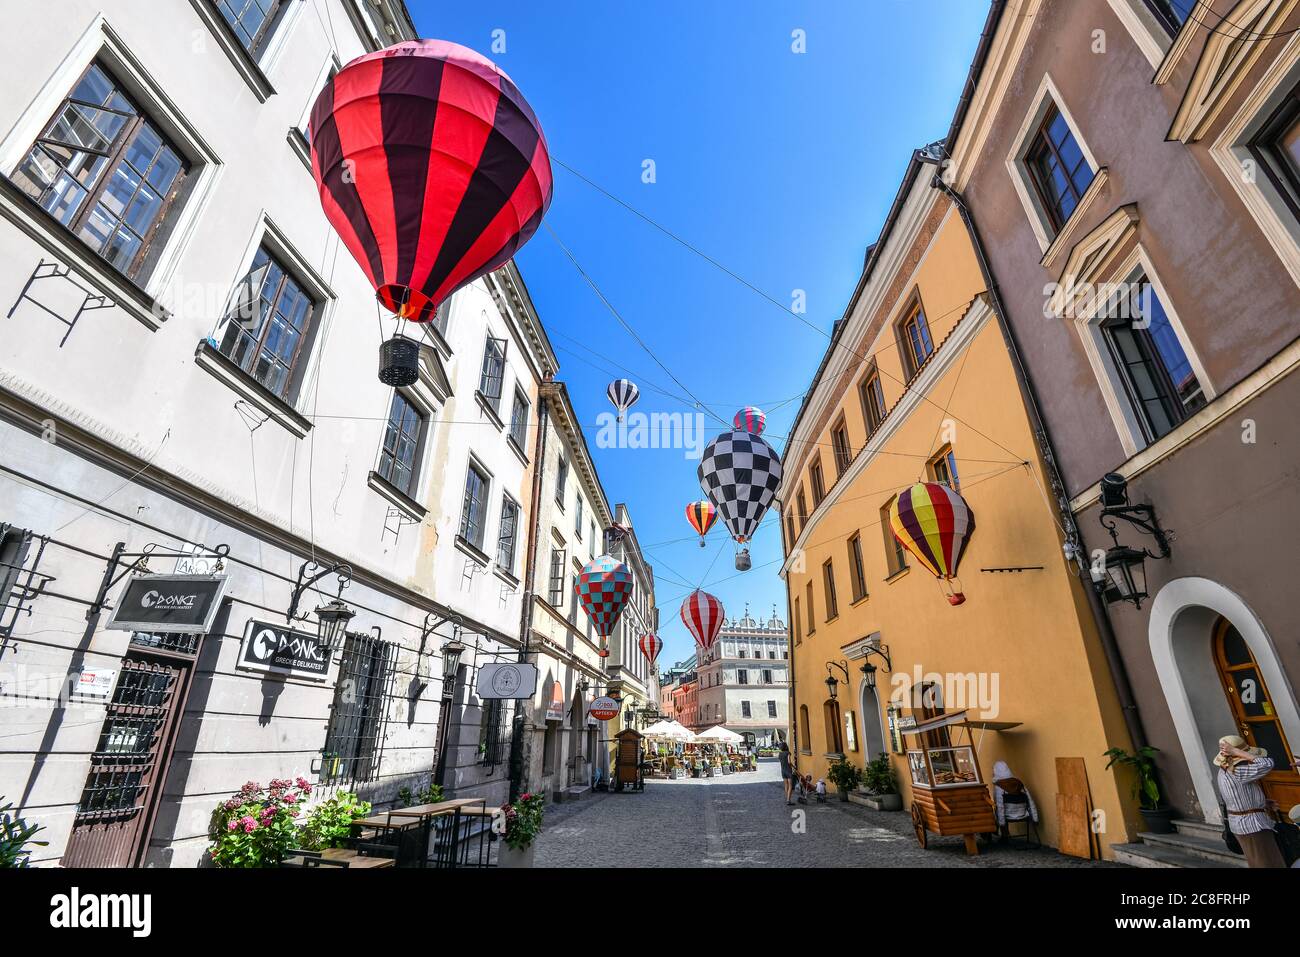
[545,680,565,721]
[589,695,620,721]
[477,662,538,700]
[238,620,331,681]
[73,668,117,698]
[105,574,227,634]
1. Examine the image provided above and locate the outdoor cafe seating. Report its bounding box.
[282,796,497,868]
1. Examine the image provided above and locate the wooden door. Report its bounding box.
[62,651,191,867]
[1213,618,1300,811]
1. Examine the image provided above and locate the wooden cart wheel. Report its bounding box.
[911,802,928,849]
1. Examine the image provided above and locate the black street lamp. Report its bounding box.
[440,638,465,699]
[286,560,355,654]
[1096,473,1171,609]
[313,598,356,655]
[824,660,850,700]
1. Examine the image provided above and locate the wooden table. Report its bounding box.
[382,798,489,868]
[282,848,395,869]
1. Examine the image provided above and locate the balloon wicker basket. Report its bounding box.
[734,549,752,571]
[378,334,420,387]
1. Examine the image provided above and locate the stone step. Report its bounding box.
[1111,842,1236,868]
[1138,829,1247,866]
[1172,818,1221,840]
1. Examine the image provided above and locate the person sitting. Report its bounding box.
[990,760,1039,843]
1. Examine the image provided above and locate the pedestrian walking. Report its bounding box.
[1215,734,1285,868]
[778,741,796,805]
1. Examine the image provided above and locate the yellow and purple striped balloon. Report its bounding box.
[889,482,976,583]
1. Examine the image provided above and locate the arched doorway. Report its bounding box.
[858,679,886,759]
[1213,617,1300,808]
[1149,577,1300,821]
[567,689,586,787]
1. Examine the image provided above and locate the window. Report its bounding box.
[738,670,748,685]
[497,497,520,573]
[1101,281,1206,443]
[799,705,811,751]
[882,497,908,576]
[805,582,815,635]
[11,61,188,281]
[793,598,802,645]
[796,487,809,529]
[1144,0,1192,34]
[769,650,776,660]
[898,299,935,379]
[767,700,778,719]
[741,700,751,719]
[859,365,887,436]
[822,559,839,620]
[785,510,797,549]
[847,532,868,602]
[214,0,286,56]
[478,698,507,769]
[478,335,507,409]
[823,699,844,754]
[762,669,773,684]
[928,445,960,491]
[1249,82,1300,223]
[575,495,584,538]
[809,457,826,507]
[459,462,490,551]
[1027,103,1095,231]
[217,247,317,399]
[508,388,529,451]
[548,546,566,605]
[831,418,853,477]
[376,391,423,496]
[555,457,568,507]
[321,632,397,784]
[432,299,451,337]
[844,711,858,752]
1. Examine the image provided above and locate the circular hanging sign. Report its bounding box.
[589,695,620,722]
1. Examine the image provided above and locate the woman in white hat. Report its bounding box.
[1214,734,1284,868]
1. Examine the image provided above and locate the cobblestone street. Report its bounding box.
[533,759,1120,868]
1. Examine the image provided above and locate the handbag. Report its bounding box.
[1219,802,1244,855]
[1273,813,1300,866]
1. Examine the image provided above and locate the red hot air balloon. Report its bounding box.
[680,589,724,652]
[889,482,976,605]
[575,556,634,658]
[638,633,662,667]
[685,500,718,547]
[309,40,553,322]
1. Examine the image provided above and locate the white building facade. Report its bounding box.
[695,608,789,746]
[0,0,583,866]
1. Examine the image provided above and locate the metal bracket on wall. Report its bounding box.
[87,541,230,618]
[380,505,419,544]
[6,258,118,347]
[0,526,56,661]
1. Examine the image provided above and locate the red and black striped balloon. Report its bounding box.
[309,40,553,322]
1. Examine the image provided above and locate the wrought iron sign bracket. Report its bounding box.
[87,541,230,618]
[1100,503,1172,560]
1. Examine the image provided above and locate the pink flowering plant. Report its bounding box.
[207,777,313,868]
[500,791,545,852]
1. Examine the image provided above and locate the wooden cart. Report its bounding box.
[613,727,644,792]
[900,709,1015,856]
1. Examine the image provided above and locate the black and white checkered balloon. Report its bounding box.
[697,429,784,544]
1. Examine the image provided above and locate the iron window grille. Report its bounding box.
[548,547,566,605]
[321,632,398,785]
[508,388,530,450]
[477,336,507,410]
[459,462,490,550]
[377,391,424,496]
[478,697,509,769]
[213,0,287,56]
[10,60,189,282]
[217,247,318,400]
[497,497,520,572]
[1027,103,1095,232]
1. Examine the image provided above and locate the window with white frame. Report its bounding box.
[459,461,491,552]
[214,0,289,58]
[478,335,507,410]
[508,387,529,451]
[497,496,520,574]
[376,391,424,497]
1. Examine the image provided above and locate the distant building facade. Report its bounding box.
[695,606,788,745]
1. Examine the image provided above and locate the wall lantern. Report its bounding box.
[286,560,355,654]
[857,639,892,692]
[440,637,465,699]
[1096,473,1171,609]
[824,659,851,700]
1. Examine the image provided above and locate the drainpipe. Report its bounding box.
[508,378,552,802]
[926,170,1149,753]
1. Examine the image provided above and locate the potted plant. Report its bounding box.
[861,753,903,811]
[299,789,372,851]
[497,791,544,867]
[1104,745,1174,833]
[207,778,312,867]
[1,799,48,867]
[827,757,861,802]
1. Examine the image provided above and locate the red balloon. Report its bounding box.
[638,633,662,665]
[681,590,724,652]
[309,40,552,321]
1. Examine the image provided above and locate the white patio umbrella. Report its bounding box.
[697,725,743,744]
[644,719,694,740]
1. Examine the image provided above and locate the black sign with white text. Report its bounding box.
[105,574,227,634]
[238,619,331,680]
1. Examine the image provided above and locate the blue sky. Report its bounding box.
[409,1,992,665]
